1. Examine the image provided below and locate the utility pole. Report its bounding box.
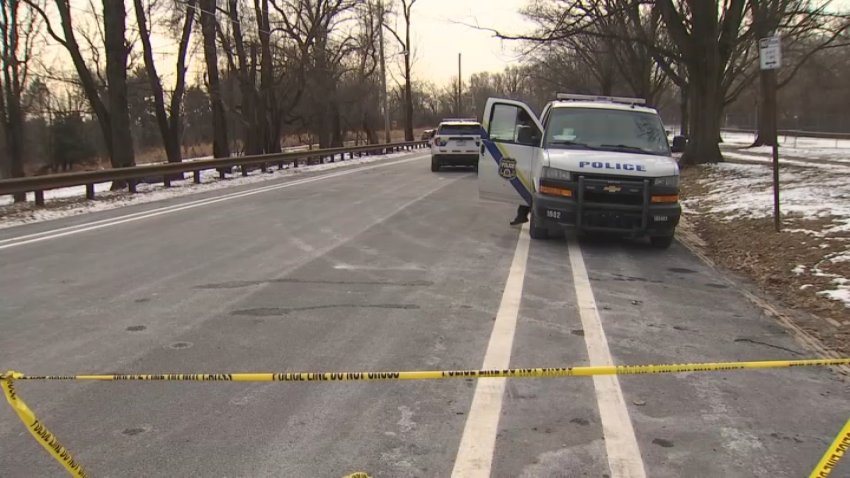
[378,1,391,144]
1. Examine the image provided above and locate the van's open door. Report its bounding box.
[478,98,543,205]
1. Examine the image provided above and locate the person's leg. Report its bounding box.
[510,205,530,225]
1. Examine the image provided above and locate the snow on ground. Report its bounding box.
[722,150,850,172]
[683,160,850,308]
[721,131,850,164]
[0,150,419,228]
[0,143,350,208]
[682,162,850,233]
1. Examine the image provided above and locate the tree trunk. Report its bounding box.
[54,0,113,163]
[200,0,230,159]
[403,12,414,141]
[682,74,723,164]
[363,113,377,145]
[0,87,8,179]
[752,69,778,147]
[679,83,689,137]
[228,0,262,156]
[331,100,343,147]
[103,0,135,187]
[2,91,26,202]
[169,0,196,162]
[255,0,279,153]
[246,44,262,155]
[133,0,180,165]
[679,2,723,165]
[1,0,26,201]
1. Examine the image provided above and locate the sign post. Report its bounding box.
[759,36,782,232]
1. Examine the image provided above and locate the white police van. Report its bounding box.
[478,94,683,248]
[430,118,482,172]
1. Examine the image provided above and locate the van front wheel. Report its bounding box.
[529,213,549,240]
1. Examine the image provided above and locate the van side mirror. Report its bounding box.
[671,135,687,153]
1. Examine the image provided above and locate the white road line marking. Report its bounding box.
[451,224,530,478]
[567,240,647,478]
[0,155,427,251]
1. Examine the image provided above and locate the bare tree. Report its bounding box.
[749,0,850,146]
[1,0,41,198]
[255,0,280,153]
[25,0,134,172]
[132,0,197,164]
[219,0,262,155]
[383,0,415,141]
[342,0,381,143]
[272,0,361,148]
[199,0,230,158]
[103,0,135,169]
[489,0,749,163]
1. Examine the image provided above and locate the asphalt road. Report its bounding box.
[1,152,848,477]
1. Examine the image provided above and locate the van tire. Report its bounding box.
[529,213,549,240]
[650,234,675,249]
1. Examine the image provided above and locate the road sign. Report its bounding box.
[759,37,782,70]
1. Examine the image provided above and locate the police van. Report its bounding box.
[430,118,482,172]
[478,94,683,248]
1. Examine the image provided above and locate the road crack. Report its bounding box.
[232,304,421,316]
[197,278,433,289]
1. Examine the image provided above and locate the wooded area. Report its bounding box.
[1,0,849,195]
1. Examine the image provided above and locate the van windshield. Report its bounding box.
[544,107,670,156]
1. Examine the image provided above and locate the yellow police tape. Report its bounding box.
[2,357,849,477]
[1,372,87,478]
[9,357,850,382]
[809,418,850,478]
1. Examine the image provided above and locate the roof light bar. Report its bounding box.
[555,93,646,105]
[440,117,479,122]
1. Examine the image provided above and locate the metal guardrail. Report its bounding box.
[0,140,429,206]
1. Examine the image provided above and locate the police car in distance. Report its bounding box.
[430,118,482,172]
[478,93,685,248]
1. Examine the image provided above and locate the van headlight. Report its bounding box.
[654,175,679,188]
[542,166,572,181]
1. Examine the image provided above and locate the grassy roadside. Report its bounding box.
[679,163,850,355]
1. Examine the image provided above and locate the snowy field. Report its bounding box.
[683,133,850,308]
[721,131,850,165]
[0,150,419,229]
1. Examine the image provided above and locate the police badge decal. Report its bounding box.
[498,157,517,180]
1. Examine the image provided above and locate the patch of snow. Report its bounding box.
[691,162,850,236]
[830,253,850,263]
[818,286,850,308]
[722,132,850,161]
[722,151,850,173]
[689,158,850,310]
[0,182,113,207]
[0,150,421,229]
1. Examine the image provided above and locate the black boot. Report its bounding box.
[510,205,530,225]
[510,215,529,226]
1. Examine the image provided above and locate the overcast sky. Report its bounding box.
[403,0,532,85]
[37,0,532,90]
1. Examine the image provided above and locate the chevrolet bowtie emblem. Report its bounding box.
[602,185,622,193]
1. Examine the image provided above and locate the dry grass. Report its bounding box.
[680,165,850,354]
